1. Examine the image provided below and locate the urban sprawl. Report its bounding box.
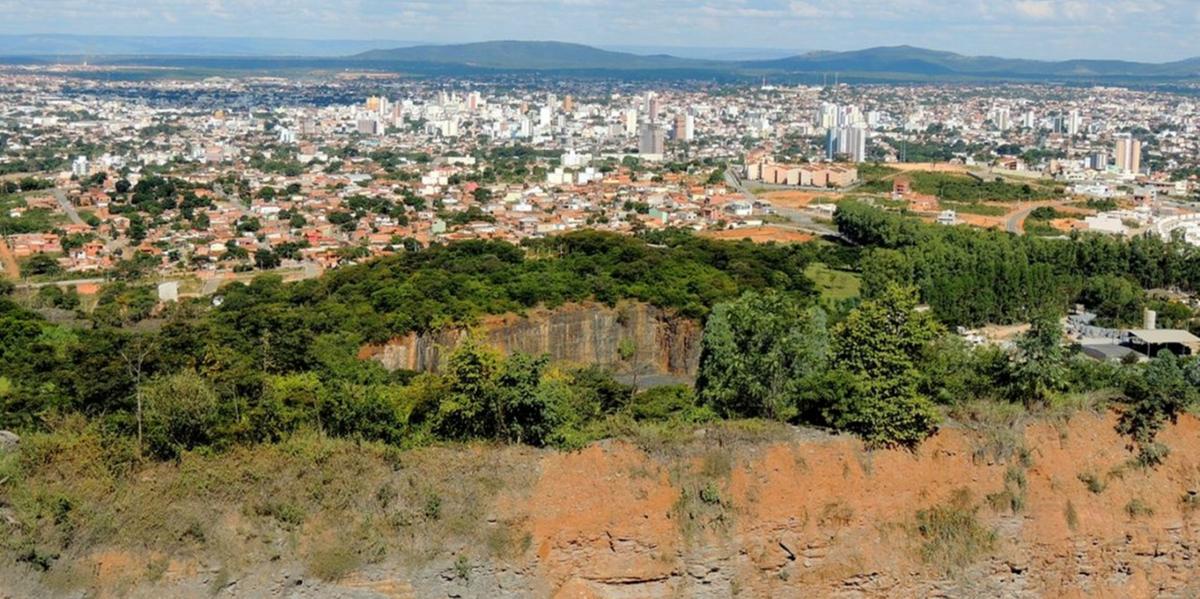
[2,68,1200,302]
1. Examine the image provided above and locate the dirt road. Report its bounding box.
[0,236,19,280]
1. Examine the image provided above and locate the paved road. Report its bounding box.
[724,167,838,237]
[14,277,107,290]
[52,189,85,226]
[1004,200,1065,235]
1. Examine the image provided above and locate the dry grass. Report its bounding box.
[1,420,539,587]
[911,489,997,575]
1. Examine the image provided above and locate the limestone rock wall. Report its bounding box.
[359,302,703,376]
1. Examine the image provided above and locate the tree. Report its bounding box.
[432,336,501,440]
[494,352,561,445]
[120,334,158,451]
[1078,274,1144,327]
[697,290,829,420]
[472,187,493,203]
[254,249,281,270]
[252,372,326,440]
[824,284,941,446]
[141,370,219,459]
[1004,313,1069,405]
[1118,353,1199,466]
[21,253,62,278]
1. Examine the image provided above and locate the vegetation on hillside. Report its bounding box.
[5,215,1200,579]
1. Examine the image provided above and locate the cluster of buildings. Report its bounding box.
[742,149,859,188]
[2,66,1200,286]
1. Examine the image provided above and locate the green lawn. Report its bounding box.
[805,262,861,301]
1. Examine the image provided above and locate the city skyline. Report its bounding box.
[2,0,1199,63]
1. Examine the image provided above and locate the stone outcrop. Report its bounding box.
[0,430,17,452]
[359,301,703,377]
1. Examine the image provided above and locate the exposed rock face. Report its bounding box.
[0,430,18,452]
[359,302,703,376]
[13,412,1200,598]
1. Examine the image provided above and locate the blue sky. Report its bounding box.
[2,0,1198,62]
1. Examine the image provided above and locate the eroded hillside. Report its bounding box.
[4,410,1200,598]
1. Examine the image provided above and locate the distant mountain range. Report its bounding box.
[2,36,1198,82]
[742,46,1200,79]
[352,41,714,70]
[351,42,1200,80]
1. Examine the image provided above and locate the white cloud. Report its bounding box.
[1013,0,1055,19]
[0,0,1195,61]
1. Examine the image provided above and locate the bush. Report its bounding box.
[912,489,996,574]
[1125,498,1154,519]
[142,371,220,459]
[1118,354,1198,466]
[1077,471,1105,494]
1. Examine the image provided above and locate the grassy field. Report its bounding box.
[940,201,1008,217]
[805,262,862,301]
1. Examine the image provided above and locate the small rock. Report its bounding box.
[0,431,18,452]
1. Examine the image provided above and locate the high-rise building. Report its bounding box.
[1115,134,1141,174]
[828,126,868,163]
[1088,151,1109,171]
[843,126,867,163]
[357,119,382,136]
[673,113,694,142]
[990,107,1011,131]
[71,155,89,177]
[563,95,574,113]
[638,122,665,156]
[815,102,838,129]
[623,109,639,135]
[1067,109,1081,136]
[645,94,661,122]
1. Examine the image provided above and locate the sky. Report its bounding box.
[1,0,1198,62]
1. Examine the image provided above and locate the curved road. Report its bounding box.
[1005,200,1066,235]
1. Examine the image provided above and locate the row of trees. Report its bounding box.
[694,286,1198,451]
[837,202,1200,327]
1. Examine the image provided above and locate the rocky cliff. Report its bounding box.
[359,302,703,377]
[10,411,1200,598]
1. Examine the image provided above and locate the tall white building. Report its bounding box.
[623,108,639,135]
[1067,109,1082,136]
[829,126,868,162]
